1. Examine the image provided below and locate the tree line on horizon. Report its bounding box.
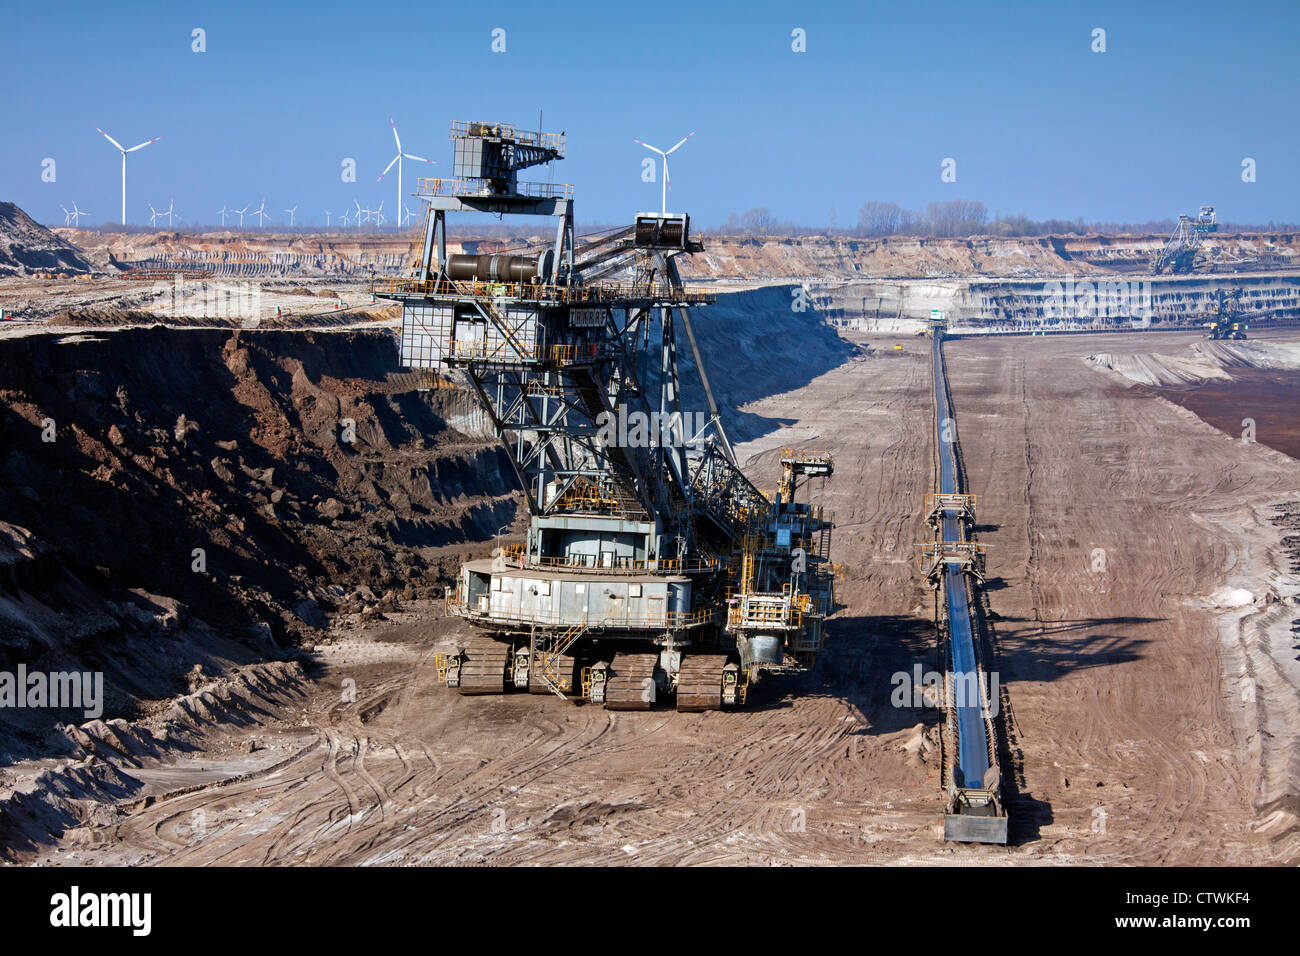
[702,201,1300,238]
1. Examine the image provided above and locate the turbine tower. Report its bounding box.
[283,205,298,226]
[250,198,270,227]
[377,115,436,228]
[235,204,249,227]
[633,131,695,216]
[147,203,160,228]
[218,204,229,227]
[95,127,161,225]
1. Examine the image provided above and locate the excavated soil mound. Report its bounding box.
[0,202,93,276]
[0,328,518,754]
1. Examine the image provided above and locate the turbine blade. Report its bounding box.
[403,153,434,164]
[666,130,696,154]
[633,139,666,156]
[390,115,402,152]
[126,137,161,152]
[96,127,125,152]
[377,154,399,181]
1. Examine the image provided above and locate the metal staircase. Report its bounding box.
[535,622,589,698]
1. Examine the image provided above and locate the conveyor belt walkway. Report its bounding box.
[929,332,1008,843]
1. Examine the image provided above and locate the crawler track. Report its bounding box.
[675,653,729,712]
[603,653,659,710]
[457,636,512,695]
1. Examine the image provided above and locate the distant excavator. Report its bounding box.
[1151,205,1217,275]
[1204,288,1249,340]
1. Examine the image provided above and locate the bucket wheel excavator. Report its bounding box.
[375,120,839,712]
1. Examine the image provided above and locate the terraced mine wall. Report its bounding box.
[809,272,1300,333]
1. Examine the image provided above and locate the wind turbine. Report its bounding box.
[159,199,175,227]
[148,203,160,228]
[376,115,436,228]
[373,201,385,227]
[403,203,415,227]
[340,209,353,227]
[95,127,161,225]
[283,205,298,226]
[61,205,73,226]
[234,204,249,227]
[250,198,270,227]
[633,130,695,216]
[218,204,229,226]
[354,199,366,227]
[324,210,333,227]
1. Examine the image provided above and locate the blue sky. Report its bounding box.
[3,0,1297,228]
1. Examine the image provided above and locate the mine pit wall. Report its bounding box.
[809,273,1300,334]
[119,249,412,279]
[60,229,503,280]
[0,327,522,751]
[672,284,857,444]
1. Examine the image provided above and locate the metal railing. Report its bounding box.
[437,337,542,363]
[925,491,978,512]
[727,590,802,630]
[450,121,565,155]
[536,622,585,695]
[780,448,833,464]
[915,541,987,571]
[372,275,716,306]
[499,544,720,574]
[446,596,720,631]
[415,176,572,200]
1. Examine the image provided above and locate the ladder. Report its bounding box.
[535,622,588,698]
[740,534,758,593]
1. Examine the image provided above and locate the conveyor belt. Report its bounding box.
[932,335,990,791]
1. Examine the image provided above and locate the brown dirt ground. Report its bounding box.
[19,329,1298,866]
